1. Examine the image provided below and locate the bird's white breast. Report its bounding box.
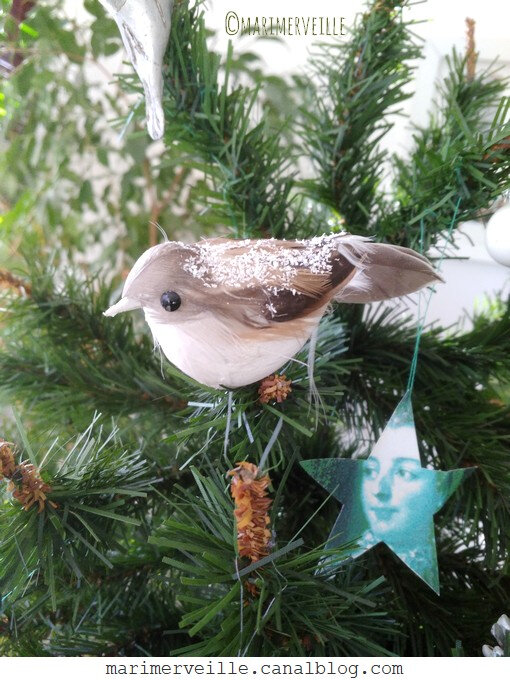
[145,312,319,389]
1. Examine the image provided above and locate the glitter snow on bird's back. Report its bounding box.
[182,233,352,295]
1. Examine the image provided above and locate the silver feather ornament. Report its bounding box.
[99,0,173,140]
[104,234,442,389]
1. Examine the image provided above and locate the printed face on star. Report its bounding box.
[301,395,472,593]
[361,452,439,543]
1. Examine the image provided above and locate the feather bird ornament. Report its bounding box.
[99,0,173,140]
[104,234,441,389]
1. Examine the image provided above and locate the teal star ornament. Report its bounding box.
[301,392,474,594]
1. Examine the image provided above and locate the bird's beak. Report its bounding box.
[103,296,142,317]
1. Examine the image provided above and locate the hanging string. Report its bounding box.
[406,196,462,394]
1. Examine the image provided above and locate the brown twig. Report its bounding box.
[0,269,31,295]
[143,161,186,246]
[0,0,36,73]
[465,18,478,82]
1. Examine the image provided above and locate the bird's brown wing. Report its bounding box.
[212,247,357,325]
[259,255,357,322]
[190,235,440,328]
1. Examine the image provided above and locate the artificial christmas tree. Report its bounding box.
[0,0,509,657]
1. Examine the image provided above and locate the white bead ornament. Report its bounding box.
[486,204,510,267]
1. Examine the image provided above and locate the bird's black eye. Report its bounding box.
[160,290,181,312]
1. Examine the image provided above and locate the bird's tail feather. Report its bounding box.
[333,238,442,303]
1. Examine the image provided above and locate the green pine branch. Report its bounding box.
[379,50,510,250]
[161,2,298,238]
[0,260,192,441]
[301,0,422,231]
[1,420,159,610]
[148,467,396,656]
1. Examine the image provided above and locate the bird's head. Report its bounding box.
[104,242,210,325]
